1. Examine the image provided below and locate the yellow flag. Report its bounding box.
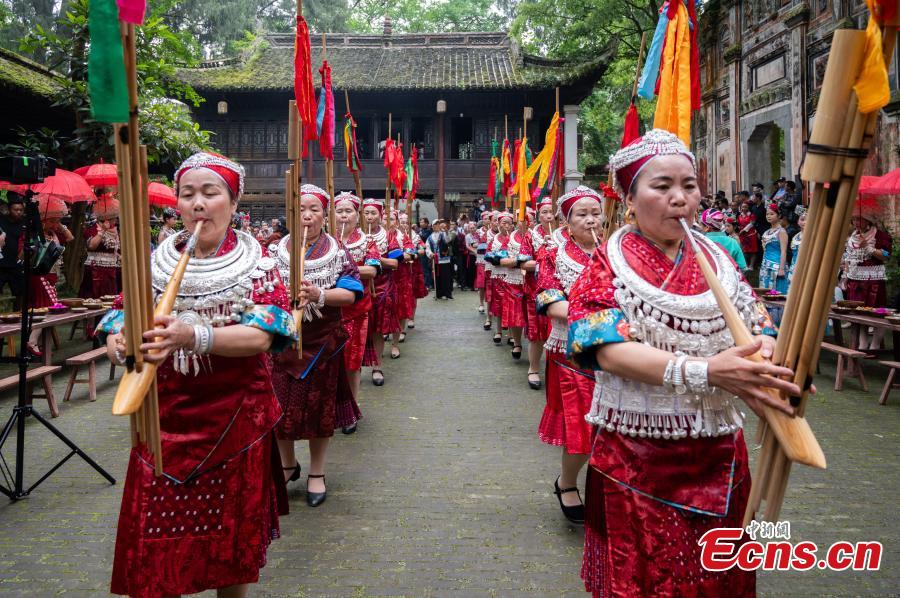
[517,136,529,221]
[854,0,890,114]
[525,112,560,189]
[652,2,692,144]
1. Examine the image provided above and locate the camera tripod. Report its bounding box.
[0,190,115,501]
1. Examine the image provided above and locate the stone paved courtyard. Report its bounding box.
[0,291,897,596]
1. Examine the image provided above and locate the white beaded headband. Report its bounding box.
[608,129,696,197]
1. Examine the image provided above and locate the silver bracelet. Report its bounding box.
[315,288,326,308]
[672,354,688,395]
[684,359,709,394]
[114,347,126,365]
[662,358,676,390]
[192,323,214,355]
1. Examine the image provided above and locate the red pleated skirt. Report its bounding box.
[29,273,58,308]
[79,264,120,298]
[538,352,594,455]
[488,276,504,317]
[110,439,283,598]
[500,281,526,328]
[272,349,360,439]
[396,264,416,321]
[525,293,550,342]
[582,433,755,597]
[371,286,401,335]
[845,279,887,308]
[412,261,428,299]
[342,296,371,372]
[474,263,485,289]
[484,272,493,307]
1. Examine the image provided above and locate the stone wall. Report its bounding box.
[694,0,899,235]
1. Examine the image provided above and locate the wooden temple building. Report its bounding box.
[177,23,614,219]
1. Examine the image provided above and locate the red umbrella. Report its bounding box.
[83,162,118,187]
[860,167,900,196]
[148,182,177,207]
[30,168,96,203]
[35,194,69,219]
[73,165,91,178]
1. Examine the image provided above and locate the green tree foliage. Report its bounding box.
[347,0,511,33]
[159,0,350,57]
[512,0,661,171]
[14,0,210,171]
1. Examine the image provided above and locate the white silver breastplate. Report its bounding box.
[343,230,368,264]
[491,234,524,284]
[152,229,276,327]
[586,226,762,440]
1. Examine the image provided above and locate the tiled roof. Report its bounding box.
[178,32,613,93]
[0,48,66,98]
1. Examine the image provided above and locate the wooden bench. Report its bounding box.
[0,365,63,417]
[63,347,115,403]
[877,361,900,405]
[820,342,871,391]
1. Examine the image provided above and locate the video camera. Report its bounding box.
[0,154,57,185]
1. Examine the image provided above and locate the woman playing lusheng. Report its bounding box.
[99,152,297,598]
[270,184,363,506]
[334,191,381,434]
[567,130,805,596]
[535,187,603,525]
[361,198,402,386]
[521,196,556,389]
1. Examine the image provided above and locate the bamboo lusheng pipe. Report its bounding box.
[678,219,826,468]
[113,220,205,417]
[747,26,893,522]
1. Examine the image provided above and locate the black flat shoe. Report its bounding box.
[528,372,542,390]
[307,474,327,507]
[342,423,357,434]
[372,369,385,386]
[554,476,585,524]
[282,463,301,483]
[483,322,492,330]
[511,345,523,360]
[407,322,415,329]
[398,332,406,343]
[507,337,515,346]
[493,333,502,344]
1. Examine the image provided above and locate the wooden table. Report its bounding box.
[0,308,109,366]
[762,299,900,361]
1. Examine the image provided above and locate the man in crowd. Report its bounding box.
[0,195,25,306]
[418,217,434,290]
[750,182,770,239]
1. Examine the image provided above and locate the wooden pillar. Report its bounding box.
[437,109,446,219]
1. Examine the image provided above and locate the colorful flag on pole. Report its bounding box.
[405,144,419,199]
[516,135,530,221]
[316,60,335,160]
[636,0,698,145]
[854,0,890,114]
[500,140,511,197]
[294,15,317,156]
[88,0,129,123]
[343,114,362,172]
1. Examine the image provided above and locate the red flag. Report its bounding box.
[293,15,317,157]
[383,138,395,169]
[391,142,406,190]
[316,60,335,160]
[487,158,498,200]
[622,102,640,146]
[686,0,701,110]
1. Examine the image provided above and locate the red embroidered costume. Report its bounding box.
[567,131,772,597]
[535,190,598,455]
[99,225,297,598]
[270,185,364,438]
